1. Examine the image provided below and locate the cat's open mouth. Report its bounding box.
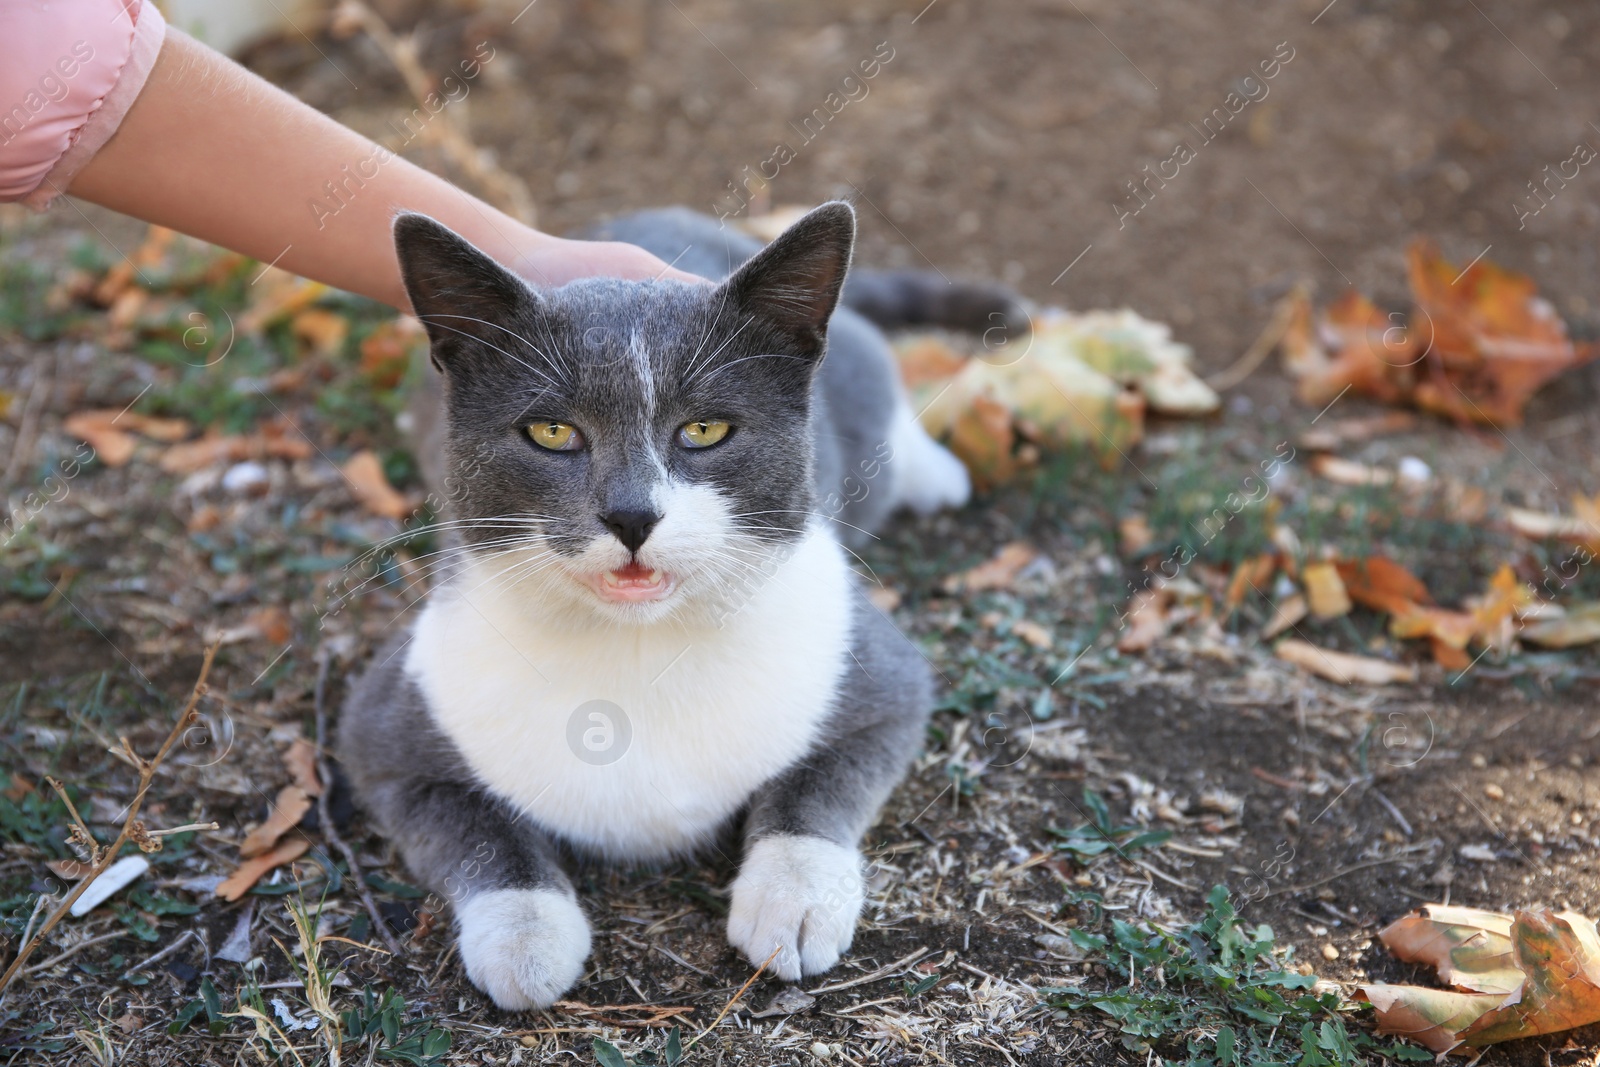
[593,560,674,603]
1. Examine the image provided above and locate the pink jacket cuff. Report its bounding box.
[0,0,168,209]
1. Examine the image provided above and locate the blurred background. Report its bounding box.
[200,0,1598,367]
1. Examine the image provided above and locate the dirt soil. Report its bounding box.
[3,0,1600,1064]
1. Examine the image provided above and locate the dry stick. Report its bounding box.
[312,648,404,957]
[680,947,781,1055]
[334,0,536,224]
[1204,281,1306,391]
[0,642,219,997]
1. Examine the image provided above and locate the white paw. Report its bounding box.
[456,888,591,1010]
[888,404,972,514]
[727,835,864,982]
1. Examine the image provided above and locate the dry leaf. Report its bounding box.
[218,836,310,903]
[1118,514,1154,557]
[943,542,1038,594]
[359,318,425,388]
[159,422,314,474]
[63,410,189,467]
[1520,602,1600,649]
[1407,239,1596,427]
[341,449,412,520]
[1275,638,1417,685]
[1302,562,1353,619]
[946,394,1018,491]
[1223,553,1277,611]
[1310,454,1395,488]
[282,738,324,797]
[1117,589,1170,653]
[1298,411,1417,452]
[1335,556,1432,616]
[239,272,329,334]
[1011,618,1053,650]
[894,336,968,388]
[239,785,313,858]
[291,308,349,358]
[1360,904,1600,1053]
[1261,594,1307,639]
[1280,241,1594,426]
[46,858,93,881]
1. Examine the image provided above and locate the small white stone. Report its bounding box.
[69,855,150,917]
[222,461,269,493]
[1397,456,1431,484]
[811,1042,834,1062]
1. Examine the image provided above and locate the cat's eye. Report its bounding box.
[678,419,731,449]
[526,421,584,451]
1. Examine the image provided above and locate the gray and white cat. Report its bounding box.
[338,203,1014,1010]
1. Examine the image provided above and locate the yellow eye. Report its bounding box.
[526,421,583,450]
[678,419,731,449]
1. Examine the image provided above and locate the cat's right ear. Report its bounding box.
[393,213,536,373]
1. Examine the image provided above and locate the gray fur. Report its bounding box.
[338,203,948,1001]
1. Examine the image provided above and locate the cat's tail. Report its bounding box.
[841,270,1032,338]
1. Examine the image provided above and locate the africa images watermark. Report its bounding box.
[0,40,97,147]
[1112,41,1297,229]
[1513,130,1598,230]
[308,41,499,230]
[711,41,897,225]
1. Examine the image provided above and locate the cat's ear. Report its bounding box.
[393,213,536,372]
[719,201,855,354]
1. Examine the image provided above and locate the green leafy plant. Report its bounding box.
[1049,787,1173,859]
[1046,885,1432,1066]
[592,1025,682,1066]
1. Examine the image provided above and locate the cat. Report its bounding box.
[337,202,1024,1010]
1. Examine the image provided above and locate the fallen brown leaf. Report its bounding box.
[1274,638,1417,685]
[282,738,324,797]
[1520,602,1600,649]
[341,449,412,520]
[947,394,1017,491]
[239,784,313,859]
[63,410,191,468]
[1310,454,1395,488]
[1302,561,1353,619]
[217,836,310,903]
[1335,556,1432,616]
[291,308,349,358]
[1118,514,1154,557]
[1117,589,1170,653]
[1223,553,1277,611]
[159,421,314,474]
[943,541,1038,594]
[1360,904,1600,1053]
[1260,594,1307,640]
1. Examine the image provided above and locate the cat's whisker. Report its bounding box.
[682,312,756,384]
[419,317,565,391]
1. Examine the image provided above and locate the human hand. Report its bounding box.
[514,237,709,289]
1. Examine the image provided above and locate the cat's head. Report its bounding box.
[395,203,855,625]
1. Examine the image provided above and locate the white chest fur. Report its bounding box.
[405,529,855,862]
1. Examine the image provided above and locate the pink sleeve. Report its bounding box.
[0,0,167,209]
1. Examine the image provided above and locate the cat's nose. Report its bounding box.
[601,509,661,553]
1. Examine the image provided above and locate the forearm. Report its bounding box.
[67,29,689,308]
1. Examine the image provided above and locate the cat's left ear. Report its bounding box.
[719,201,855,356]
[393,213,538,373]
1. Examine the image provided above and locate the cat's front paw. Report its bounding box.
[456,888,592,1010]
[727,835,864,982]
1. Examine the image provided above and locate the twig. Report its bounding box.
[20,929,128,977]
[807,946,931,996]
[312,646,403,957]
[681,947,780,1054]
[120,929,196,979]
[333,0,536,224]
[1205,281,1306,391]
[1264,854,1416,897]
[0,642,220,998]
